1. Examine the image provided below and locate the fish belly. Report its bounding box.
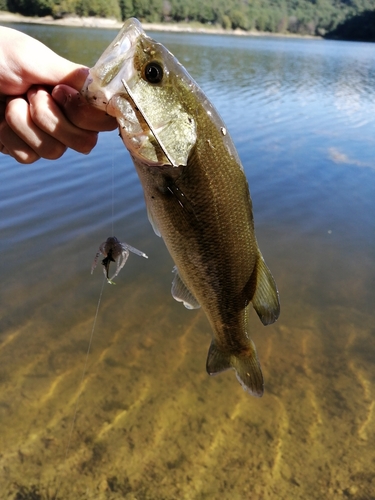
[132,153,271,396]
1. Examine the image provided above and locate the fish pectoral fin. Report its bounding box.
[252,254,280,326]
[206,340,264,397]
[147,206,161,237]
[171,267,201,310]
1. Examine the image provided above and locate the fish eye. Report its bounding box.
[144,62,164,84]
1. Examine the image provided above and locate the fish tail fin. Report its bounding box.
[252,254,280,326]
[206,340,264,397]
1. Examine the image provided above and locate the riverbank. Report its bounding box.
[0,11,319,38]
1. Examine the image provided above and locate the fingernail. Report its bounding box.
[52,87,68,107]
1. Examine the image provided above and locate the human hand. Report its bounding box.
[0,27,117,164]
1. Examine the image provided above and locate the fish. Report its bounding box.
[91,236,148,284]
[81,18,280,396]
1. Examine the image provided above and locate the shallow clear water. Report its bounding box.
[0,23,374,499]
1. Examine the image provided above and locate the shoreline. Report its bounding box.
[0,11,320,39]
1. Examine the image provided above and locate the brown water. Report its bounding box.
[0,23,374,499]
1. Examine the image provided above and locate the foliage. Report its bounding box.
[7,0,54,16]
[74,0,121,18]
[3,0,375,40]
[325,9,375,41]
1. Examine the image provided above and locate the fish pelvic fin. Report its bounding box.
[206,340,264,397]
[147,206,161,237]
[252,254,280,326]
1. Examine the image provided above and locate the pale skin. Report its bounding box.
[0,26,117,164]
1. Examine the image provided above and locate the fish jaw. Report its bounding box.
[81,18,197,167]
[81,18,142,112]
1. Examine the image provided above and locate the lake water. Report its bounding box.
[0,22,375,500]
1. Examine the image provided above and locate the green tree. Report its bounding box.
[7,0,53,16]
[75,0,120,17]
[230,9,249,29]
[132,0,162,21]
[4,0,375,39]
[221,14,232,29]
[52,0,78,17]
[119,0,134,20]
[326,9,375,41]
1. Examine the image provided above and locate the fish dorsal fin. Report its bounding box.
[252,254,280,326]
[171,267,201,310]
[147,206,161,237]
[206,340,264,397]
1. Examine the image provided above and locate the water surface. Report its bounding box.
[0,23,374,499]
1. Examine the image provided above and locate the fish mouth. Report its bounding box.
[81,18,181,167]
[81,18,144,111]
[82,17,197,168]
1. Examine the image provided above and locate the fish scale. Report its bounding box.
[82,18,280,396]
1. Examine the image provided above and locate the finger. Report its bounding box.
[1,96,41,163]
[0,101,9,155]
[27,87,99,154]
[0,115,40,164]
[52,84,118,132]
[5,95,68,161]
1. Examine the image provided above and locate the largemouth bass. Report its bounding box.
[82,18,280,396]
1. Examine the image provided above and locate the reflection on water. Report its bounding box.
[0,23,374,499]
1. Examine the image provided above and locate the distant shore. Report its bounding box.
[0,11,319,38]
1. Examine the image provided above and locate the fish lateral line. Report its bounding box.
[120,78,178,168]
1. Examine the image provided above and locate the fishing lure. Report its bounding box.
[91,236,148,284]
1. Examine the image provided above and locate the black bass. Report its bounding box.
[82,18,280,396]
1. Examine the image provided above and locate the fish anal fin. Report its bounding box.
[206,340,232,374]
[171,267,201,310]
[252,254,280,326]
[206,340,264,397]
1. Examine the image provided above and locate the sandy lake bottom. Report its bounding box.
[0,234,374,500]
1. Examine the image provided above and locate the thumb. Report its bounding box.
[50,65,90,92]
[21,46,90,91]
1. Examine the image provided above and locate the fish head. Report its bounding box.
[82,18,197,167]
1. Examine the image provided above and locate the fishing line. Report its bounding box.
[54,275,105,499]
[111,147,115,237]
[66,276,105,451]
[56,146,117,498]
